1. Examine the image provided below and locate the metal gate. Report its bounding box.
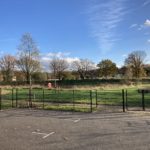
[94,90,124,113]
[125,89,142,111]
[124,89,150,111]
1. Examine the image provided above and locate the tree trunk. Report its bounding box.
[26,72,30,84]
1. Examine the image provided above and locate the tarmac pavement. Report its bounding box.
[0,109,150,150]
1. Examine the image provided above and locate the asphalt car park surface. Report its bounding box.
[0,109,150,150]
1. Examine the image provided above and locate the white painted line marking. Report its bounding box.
[32,132,46,135]
[42,132,55,139]
[32,131,55,139]
[74,119,80,123]
[64,118,81,123]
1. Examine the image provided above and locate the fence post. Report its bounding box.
[29,88,32,108]
[125,89,128,111]
[122,89,125,112]
[16,88,18,108]
[12,88,14,108]
[72,90,75,111]
[0,88,2,110]
[42,88,45,109]
[142,90,145,111]
[90,90,93,112]
[95,90,98,108]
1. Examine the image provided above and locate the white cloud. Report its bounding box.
[130,23,148,31]
[143,0,150,6]
[129,24,138,28]
[122,54,127,58]
[144,19,150,26]
[40,52,80,71]
[86,0,128,53]
[65,57,80,63]
[46,52,70,58]
[132,20,150,31]
[0,50,4,55]
[41,55,79,64]
[41,56,50,62]
[41,52,77,62]
[147,39,150,43]
[138,25,145,30]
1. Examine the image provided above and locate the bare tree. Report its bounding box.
[0,55,16,81]
[49,57,69,80]
[125,50,146,78]
[17,33,40,84]
[72,59,95,79]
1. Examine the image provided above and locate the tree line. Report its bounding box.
[0,33,150,83]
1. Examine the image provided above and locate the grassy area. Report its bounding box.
[1,84,150,111]
[0,88,92,112]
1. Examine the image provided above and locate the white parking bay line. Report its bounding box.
[64,118,81,123]
[32,132,46,135]
[74,119,80,123]
[32,131,55,139]
[42,132,55,139]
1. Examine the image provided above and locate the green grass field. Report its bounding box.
[1,85,150,112]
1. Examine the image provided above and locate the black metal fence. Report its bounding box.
[94,90,124,113]
[0,88,92,112]
[124,89,150,111]
[1,88,149,113]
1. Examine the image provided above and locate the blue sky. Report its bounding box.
[0,0,150,67]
